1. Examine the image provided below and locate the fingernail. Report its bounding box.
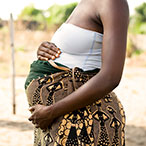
[58,50,61,54]
[28,107,31,111]
[55,54,59,57]
[52,56,55,60]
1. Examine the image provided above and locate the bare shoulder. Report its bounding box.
[92,0,129,30]
[94,0,129,11]
[94,0,129,22]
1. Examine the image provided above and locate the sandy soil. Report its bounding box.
[115,65,146,146]
[0,57,146,146]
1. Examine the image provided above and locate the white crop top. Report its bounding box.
[51,23,103,71]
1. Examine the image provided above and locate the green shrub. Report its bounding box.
[18,3,78,30]
[139,23,146,34]
[127,37,134,57]
[126,36,144,57]
[46,3,78,27]
[18,4,45,22]
[129,2,146,34]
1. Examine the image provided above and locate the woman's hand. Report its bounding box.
[37,41,61,61]
[28,104,54,130]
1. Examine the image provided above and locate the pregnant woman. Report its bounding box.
[25,0,129,145]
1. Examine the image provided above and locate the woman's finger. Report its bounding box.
[47,47,61,57]
[39,124,48,130]
[29,106,35,112]
[41,41,51,47]
[38,55,55,61]
[38,55,49,61]
[42,42,59,53]
[39,46,59,57]
[35,124,40,128]
[28,111,36,121]
[32,120,36,125]
[28,116,33,121]
[51,42,57,47]
[38,50,55,60]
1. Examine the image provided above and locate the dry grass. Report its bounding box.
[0,29,54,77]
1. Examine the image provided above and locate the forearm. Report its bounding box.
[51,69,120,119]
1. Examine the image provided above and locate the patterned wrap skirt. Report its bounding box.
[25,60,125,146]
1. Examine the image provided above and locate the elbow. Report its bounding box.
[110,79,120,90]
[99,68,122,91]
[105,75,121,91]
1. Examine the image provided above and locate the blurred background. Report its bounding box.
[0,0,146,146]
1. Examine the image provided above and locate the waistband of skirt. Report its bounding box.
[24,60,100,90]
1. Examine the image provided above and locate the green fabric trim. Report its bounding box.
[24,60,68,89]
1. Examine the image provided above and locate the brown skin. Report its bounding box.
[37,42,61,61]
[29,0,129,130]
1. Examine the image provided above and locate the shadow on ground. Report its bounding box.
[0,119,33,131]
[126,125,146,146]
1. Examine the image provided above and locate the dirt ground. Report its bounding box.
[0,53,146,146]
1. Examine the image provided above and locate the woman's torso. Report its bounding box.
[51,0,104,71]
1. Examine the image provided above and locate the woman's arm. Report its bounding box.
[29,0,129,128]
[51,0,129,118]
